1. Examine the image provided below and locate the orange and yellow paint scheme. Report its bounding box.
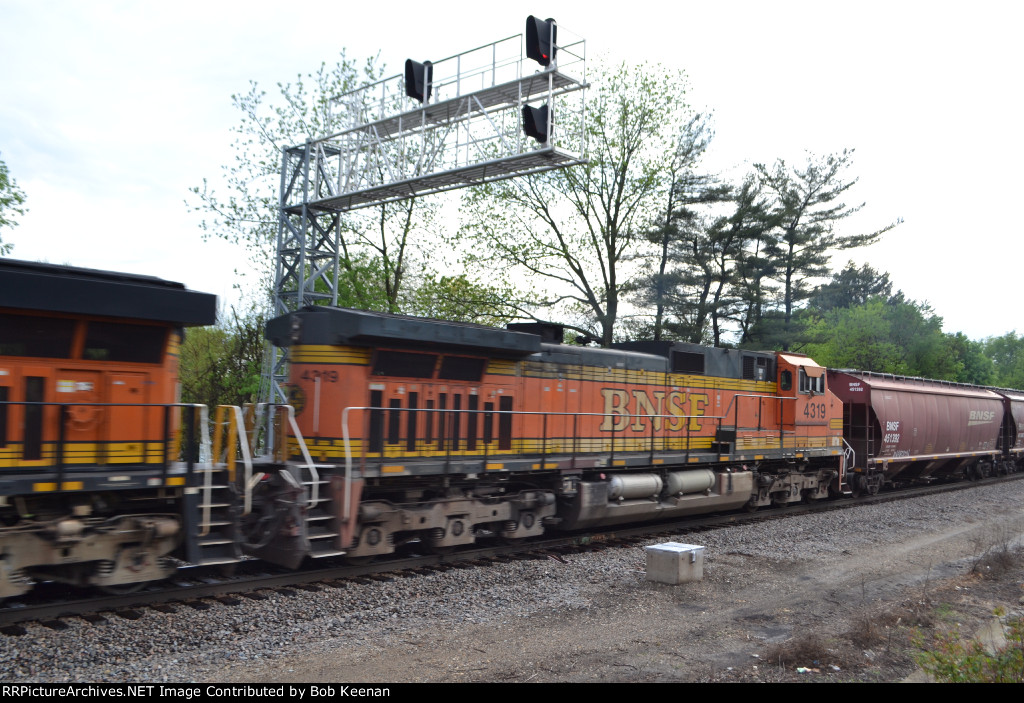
[264,308,847,559]
[0,259,218,599]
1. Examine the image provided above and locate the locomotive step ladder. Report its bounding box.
[301,473,346,559]
[182,405,248,566]
[183,465,242,565]
[244,404,346,560]
[282,404,346,559]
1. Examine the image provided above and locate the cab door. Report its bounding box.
[56,369,102,465]
[779,363,797,433]
[106,372,148,464]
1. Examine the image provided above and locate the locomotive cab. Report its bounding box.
[0,259,222,599]
[776,353,837,433]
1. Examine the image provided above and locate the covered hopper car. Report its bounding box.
[828,370,1022,494]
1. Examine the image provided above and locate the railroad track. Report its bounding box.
[3,473,1019,633]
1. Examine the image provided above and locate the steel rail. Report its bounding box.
[1,472,1020,631]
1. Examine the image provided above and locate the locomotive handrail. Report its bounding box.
[0,399,230,537]
[331,401,846,521]
[242,402,265,458]
[338,406,762,446]
[213,405,258,516]
[339,405,755,463]
[0,400,213,408]
[842,437,856,473]
[282,404,319,510]
[341,398,832,455]
[197,404,215,536]
[718,393,797,432]
[230,402,320,510]
[341,405,357,521]
[0,400,215,471]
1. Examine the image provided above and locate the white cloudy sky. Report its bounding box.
[1,0,1021,340]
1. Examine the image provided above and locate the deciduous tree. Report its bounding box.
[457,63,692,346]
[179,304,267,408]
[803,294,964,379]
[0,154,27,256]
[402,273,518,326]
[983,332,1024,389]
[189,55,440,311]
[945,332,994,386]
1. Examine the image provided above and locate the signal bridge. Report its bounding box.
[266,17,588,407]
[280,30,587,216]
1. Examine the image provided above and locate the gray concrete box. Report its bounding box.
[645,542,706,584]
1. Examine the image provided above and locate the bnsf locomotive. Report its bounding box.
[1,260,1019,597]
[253,306,848,564]
[0,260,238,599]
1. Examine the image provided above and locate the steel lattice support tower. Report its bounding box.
[263,143,345,406]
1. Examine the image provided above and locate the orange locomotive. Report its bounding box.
[0,259,237,599]
[258,307,848,563]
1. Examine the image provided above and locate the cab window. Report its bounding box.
[83,322,166,363]
[798,368,825,394]
[779,370,792,391]
[0,314,75,358]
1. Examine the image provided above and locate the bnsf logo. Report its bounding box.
[968,410,996,425]
[601,389,709,432]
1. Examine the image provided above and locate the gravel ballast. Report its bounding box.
[3,480,1023,683]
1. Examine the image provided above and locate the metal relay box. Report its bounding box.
[645,542,706,584]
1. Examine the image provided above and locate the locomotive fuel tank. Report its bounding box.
[560,470,755,531]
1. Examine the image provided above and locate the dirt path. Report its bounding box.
[214,495,1024,683]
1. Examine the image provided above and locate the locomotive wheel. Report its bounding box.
[343,555,376,566]
[240,506,283,551]
[850,476,866,498]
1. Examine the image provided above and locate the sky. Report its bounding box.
[1,0,1021,340]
